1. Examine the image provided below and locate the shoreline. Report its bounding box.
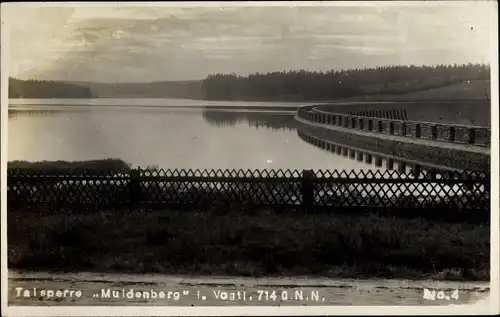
[9,270,491,288]
[6,266,492,283]
[8,96,490,102]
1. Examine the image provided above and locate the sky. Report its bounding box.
[2,1,497,83]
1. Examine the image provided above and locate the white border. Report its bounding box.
[1,3,10,317]
[0,1,488,8]
[1,1,499,316]
[488,0,500,313]
[2,305,495,316]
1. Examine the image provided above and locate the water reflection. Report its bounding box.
[297,128,410,172]
[8,101,404,171]
[9,104,365,170]
[8,109,63,118]
[296,128,464,175]
[202,109,297,131]
[9,106,299,132]
[6,106,436,172]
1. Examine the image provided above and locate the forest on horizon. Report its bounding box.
[9,78,96,99]
[9,63,490,100]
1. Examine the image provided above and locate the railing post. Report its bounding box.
[349,149,356,159]
[386,159,394,170]
[365,154,373,164]
[415,123,421,138]
[301,169,315,208]
[342,147,348,156]
[389,122,394,135]
[431,125,438,140]
[412,164,422,178]
[398,161,406,173]
[449,126,456,142]
[356,151,363,161]
[467,128,475,144]
[130,167,141,205]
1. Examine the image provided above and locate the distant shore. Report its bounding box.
[8,95,490,102]
[8,64,491,101]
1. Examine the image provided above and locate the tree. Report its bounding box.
[201,63,490,101]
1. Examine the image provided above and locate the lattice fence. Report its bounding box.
[7,168,490,219]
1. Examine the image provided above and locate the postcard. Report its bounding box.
[1,1,498,316]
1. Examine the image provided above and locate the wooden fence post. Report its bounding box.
[301,169,315,207]
[130,167,141,205]
[464,173,474,191]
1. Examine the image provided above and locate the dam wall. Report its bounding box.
[314,101,490,126]
[295,103,490,172]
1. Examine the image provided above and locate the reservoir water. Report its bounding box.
[8,98,386,171]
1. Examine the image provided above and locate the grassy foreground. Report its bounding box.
[8,207,490,281]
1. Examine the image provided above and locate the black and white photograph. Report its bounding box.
[1,1,498,316]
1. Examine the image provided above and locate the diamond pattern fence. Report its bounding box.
[7,168,490,221]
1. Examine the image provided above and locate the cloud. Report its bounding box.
[4,2,494,82]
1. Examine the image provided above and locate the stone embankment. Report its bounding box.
[295,103,490,172]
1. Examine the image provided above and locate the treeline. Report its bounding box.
[80,80,203,99]
[9,78,95,98]
[201,63,490,101]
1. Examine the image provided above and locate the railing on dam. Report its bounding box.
[297,106,491,147]
[7,168,490,222]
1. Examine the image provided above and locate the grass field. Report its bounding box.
[400,80,490,100]
[342,80,491,102]
[7,207,490,281]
